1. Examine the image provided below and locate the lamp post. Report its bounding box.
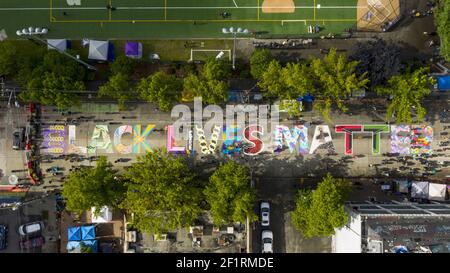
[16,27,97,71]
[222,27,249,70]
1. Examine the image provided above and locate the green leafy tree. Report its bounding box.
[110,55,136,76]
[435,0,450,61]
[183,73,229,104]
[98,73,133,110]
[259,60,312,100]
[137,71,182,111]
[291,173,351,238]
[280,100,302,117]
[0,41,17,76]
[182,58,230,104]
[258,60,285,98]
[17,49,87,109]
[122,149,201,234]
[62,156,125,215]
[310,48,369,122]
[250,49,274,80]
[19,72,84,109]
[42,49,86,81]
[204,161,257,226]
[202,58,231,81]
[376,67,434,123]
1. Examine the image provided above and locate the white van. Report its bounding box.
[18,222,43,236]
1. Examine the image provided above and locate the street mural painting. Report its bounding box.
[363,125,390,155]
[88,125,113,154]
[42,125,67,154]
[391,125,412,155]
[114,125,133,154]
[243,125,264,156]
[67,125,87,154]
[273,125,309,154]
[410,125,433,155]
[309,125,336,154]
[222,125,243,155]
[41,124,434,156]
[335,125,391,155]
[166,125,186,154]
[195,124,221,155]
[335,125,363,155]
[132,124,155,154]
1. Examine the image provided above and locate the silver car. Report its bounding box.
[262,230,273,253]
[18,222,43,236]
[260,201,270,226]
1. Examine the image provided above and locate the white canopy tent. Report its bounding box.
[91,206,113,223]
[411,181,429,199]
[47,39,68,51]
[88,40,109,61]
[428,183,447,201]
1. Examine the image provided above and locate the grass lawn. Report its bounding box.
[1,0,359,39]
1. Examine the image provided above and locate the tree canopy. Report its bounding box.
[17,49,87,109]
[109,55,136,76]
[250,49,274,80]
[350,39,402,89]
[183,73,229,104]
[258,60,312,100]
[98,73,133,110]
[182,58,231,104]
[291,173,351,238]
[137,71,182,111]
[310,48,369,122]
[62,156,125,215]
[202,58,231,81]
[376,67,434,123]
[121,149,201,234]
[0,41,17,77]
[204,161,257,226]
[435,0,450,61]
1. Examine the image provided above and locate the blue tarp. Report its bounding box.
[437,75,450,91]
[297,94,315,102]
[66,241,81,252]
[68,226,81,241]
[81,225,96,240]
[81,240,98,253]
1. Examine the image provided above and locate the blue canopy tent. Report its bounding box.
[297,94,315,112]
[81,225,96,240]
[68,226,82,241]
[66,241,81,253]
[437,75,450,91]
[81,240,98,253]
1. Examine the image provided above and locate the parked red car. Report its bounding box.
[20,236,45,249]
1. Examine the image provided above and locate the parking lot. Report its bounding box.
[0,194,59,253]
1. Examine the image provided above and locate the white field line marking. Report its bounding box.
[233,0,239,8]
[0,6,368,11]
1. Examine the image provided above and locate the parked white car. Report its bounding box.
[260,202,270,226]
[18,222,43,236]
[262,230,273,253]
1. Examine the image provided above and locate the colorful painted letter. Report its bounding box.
[114,125,133,154]
[363,125,390,155]
[243,125,264,155]
[132,124,155,153]
[166,125,186,153]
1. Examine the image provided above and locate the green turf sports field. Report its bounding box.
[0,0,359,39]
